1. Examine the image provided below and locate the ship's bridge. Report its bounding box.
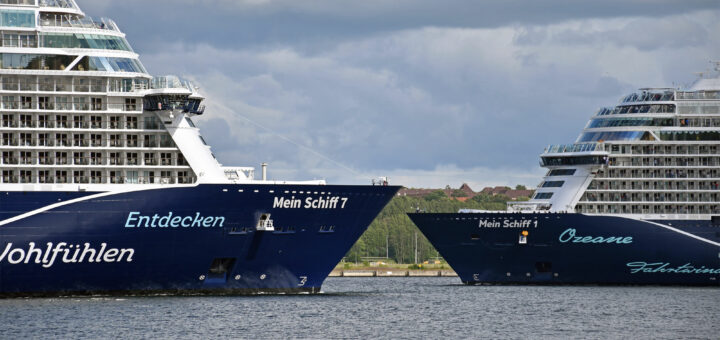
[144,76,205,115]
[540,142,608,167]
[517,142,611,213]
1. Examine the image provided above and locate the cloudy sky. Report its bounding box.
[78,0,720,189]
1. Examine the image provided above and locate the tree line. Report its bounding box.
[345,190,529,264]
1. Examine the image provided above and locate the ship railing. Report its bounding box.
[507,201,551,212]
[223,167,255,181]
[39,13,120,32]
[620,90,675,103]
[38,0,76,9]
[544,142,602,154]
[675,91,720,101]
[150,76,195,91]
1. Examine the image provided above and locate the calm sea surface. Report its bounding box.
[0,277,717,339]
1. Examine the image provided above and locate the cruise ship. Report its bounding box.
[410,66,720,285]
[0,0,399,296]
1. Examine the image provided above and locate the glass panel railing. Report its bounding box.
[621,91,675,103]
[544,142,599,154]
[151,76,194,91]
[39,13,120,32]
[38,0,75,9]
[676,91,720,100]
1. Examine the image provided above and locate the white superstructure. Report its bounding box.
[511,65,720,221]
[0,0,323,192]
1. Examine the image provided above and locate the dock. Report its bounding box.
[329,270,457,277]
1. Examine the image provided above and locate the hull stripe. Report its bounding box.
[0,188,165,227]
[628,216,720,247]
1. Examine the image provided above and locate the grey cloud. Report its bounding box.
[72,0,720,185]
[515,12,714,50]
[77,0,718,53]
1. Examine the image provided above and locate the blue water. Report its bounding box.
[0,277,717,339]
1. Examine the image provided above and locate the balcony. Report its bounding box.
[1,157,18,165]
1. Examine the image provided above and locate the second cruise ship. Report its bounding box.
[0,0,399,296]
[410,66,720,285]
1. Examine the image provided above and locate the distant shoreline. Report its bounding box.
[330,269,457,277]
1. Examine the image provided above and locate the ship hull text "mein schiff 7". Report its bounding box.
[0,0,398,296]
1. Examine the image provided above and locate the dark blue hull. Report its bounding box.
[408,213,720,286]
[0,184,399,296]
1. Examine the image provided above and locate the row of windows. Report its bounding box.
[657,131,720,142]
[607,144,718,155]
[597,104,675,116]
[580,192,718,203]
[541,156,607,167]
[576,204,720,215]
[587,181,720,191]
[534,192,553,200]
[144,95,202,113]
[1,150,185,166]
[0,0,35,5]
[0,32,133,52]
[74,56,146,73]
[0,170,195,185]
[41,33,132,51]
[597,168,720,179]
[0,76,149,93]
[608,157,720,168]
[0,54,146,73]
[1,113,160,129]
[587,117,674,128]
[578,131,652,142]
[1,32,36,48]
[0,9,34,28]
[0,96,138,111]
[1,133,174,148]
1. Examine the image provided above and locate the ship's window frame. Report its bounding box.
[540,181,564,188]
[534,192,554,200]
[547,169,575,176]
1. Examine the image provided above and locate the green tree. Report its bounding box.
[515,184,527,190]
[423,190,447,201]
[451,189,468,197]
[346,195,507,264]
